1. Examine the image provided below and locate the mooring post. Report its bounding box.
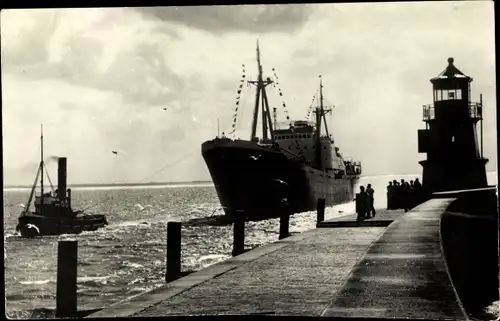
[279,212,290,239]
[56,240,78,318]
[317,198,325,223]
[232,215,245,256]
[166,221,182,283]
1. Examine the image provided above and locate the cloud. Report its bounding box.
[97,42,186,106]
[1,10,59,67]
[135,5,313,34]
[2,9,185,107]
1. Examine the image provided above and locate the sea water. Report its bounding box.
[3,172,498,319]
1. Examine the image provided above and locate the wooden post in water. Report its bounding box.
[56,240,78,318]
[166,222,182,283]
[232,214,245,256]
[279,213,290,239]
[317,198,325,223]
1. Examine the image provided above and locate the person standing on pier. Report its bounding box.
[355,186,369,222]
[412,178,424,207]
[401,181,411,212]
[392,180,400,209]
[366,184,375,217]
[386,182,393,209]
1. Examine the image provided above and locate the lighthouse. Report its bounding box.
[418,57,488,194]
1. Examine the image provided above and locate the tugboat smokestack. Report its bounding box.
[58,157,67,202]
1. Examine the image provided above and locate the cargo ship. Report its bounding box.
[201,43,362,220]
[15,126,108,238]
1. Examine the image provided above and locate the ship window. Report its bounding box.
[324,146,327,150]
[288,146,291,150]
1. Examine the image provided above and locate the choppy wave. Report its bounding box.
[484,300,500,320]
[19,279,52,285]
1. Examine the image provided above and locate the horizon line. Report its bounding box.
[3,180,214,189]
[4,171,497,189]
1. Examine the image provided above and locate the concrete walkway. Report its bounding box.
[89,199,467,319]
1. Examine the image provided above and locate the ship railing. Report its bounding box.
[422,104,436,121]
[344,160,362,176]
[468,102,483,120]
[422,103,483,121]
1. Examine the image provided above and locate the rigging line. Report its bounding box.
[43,162,55,193]
[305,90,319,121]
[80,149,198,212]
[23,165,42,213]
[229,64,247,137]
[271,68,291,121]
[271,68,305,159]
[135,150,197,184]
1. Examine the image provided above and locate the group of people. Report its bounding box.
[386,178,427,212]
[355,179,428,221]
[355,184,376,221]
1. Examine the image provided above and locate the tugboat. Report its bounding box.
[15,126,108,238]
[201,42,362,221]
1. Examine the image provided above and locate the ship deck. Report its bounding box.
[89,198,467,319]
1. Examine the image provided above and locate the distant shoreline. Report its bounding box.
[3,180,214,189]
[4,171,496,190]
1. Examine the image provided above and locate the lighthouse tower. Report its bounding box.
[418,57,488,193]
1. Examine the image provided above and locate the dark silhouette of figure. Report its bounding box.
[392,180,400,209]
[402,182,411,212]
[356,186,369,222]
[366,183,375,217]
[413,178,425,207]
[386,182,393,209]
[409,180,416,208]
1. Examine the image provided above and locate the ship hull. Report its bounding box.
[16,213,108,238]
[202,138,359,220]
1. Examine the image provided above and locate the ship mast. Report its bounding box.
[320,77,332,140]
[40,124,44,212]
[314,76,333,170]
[249,40,274,142]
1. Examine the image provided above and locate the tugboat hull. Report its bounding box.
[16,213,108,238]
[202,139,358,220]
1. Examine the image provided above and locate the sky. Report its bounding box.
[1,2,497,185]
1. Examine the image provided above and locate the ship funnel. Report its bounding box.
[58,157,67,202]
[67,189,72,209]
